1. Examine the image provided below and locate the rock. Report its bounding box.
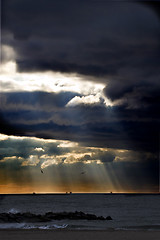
[0,211,112,222]
[106,216,112,220]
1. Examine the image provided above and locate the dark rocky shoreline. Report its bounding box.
[0,211,112,223]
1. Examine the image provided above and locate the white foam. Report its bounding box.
[7,208,19,214]
[0,223,68,230]
[39,224,68,229]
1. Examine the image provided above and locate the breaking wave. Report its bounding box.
[0,222,68,229]
[7,208,20,214]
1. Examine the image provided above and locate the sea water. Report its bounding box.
[0,194,159,230]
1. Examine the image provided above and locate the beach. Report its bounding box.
[1,229,160,240]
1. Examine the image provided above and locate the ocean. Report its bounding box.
[0,194,160,230]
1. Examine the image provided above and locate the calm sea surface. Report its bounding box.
[0,194,160,230]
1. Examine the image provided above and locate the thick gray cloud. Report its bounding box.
[2,1,160,79]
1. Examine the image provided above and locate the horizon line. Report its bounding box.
[0,192,159,195]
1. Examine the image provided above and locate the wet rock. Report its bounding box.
[0,211,112,222]
[106,216,112,220]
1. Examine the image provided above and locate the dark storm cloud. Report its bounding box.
[109,76,159,111]
[2,1,160,105]
[0,91,77,111]
[0,91,159,153]
[1,1,160,154]
[2,0,160,75]
[141,1,160,20]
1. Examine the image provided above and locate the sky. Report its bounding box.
[0,0,160,193]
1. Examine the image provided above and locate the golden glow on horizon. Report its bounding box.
[0,184,158,195]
